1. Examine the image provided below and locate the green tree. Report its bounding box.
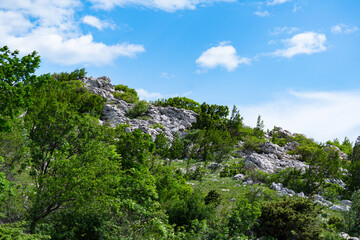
[24,77,120,232]
[296,146,340,194]
[0,46,40,131]
[344,189,360,235]
[115,128,155,169]
[348,137,360,192]
[226,198,261,238]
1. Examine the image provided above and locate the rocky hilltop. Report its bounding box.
[81,76,350,174]
[81,76,197,141]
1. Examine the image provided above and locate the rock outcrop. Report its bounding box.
[82,76,197,141]
[244,152,307,174]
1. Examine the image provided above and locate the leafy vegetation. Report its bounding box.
[113,84,139,103]
[1,46,360,239]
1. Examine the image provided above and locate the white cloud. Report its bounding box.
[267,0,291,6]
[331,23,358,34]
[272,32,326,58]
[83,15,115,30]
[196,43,251,72]
[160,72,175,79]
[238,90,360,143]
[0,0,144,65]
[254,10,270,17]
[136,89,164,100]
[136,89,193,101]
[271,26,298,35]
[89,0,235,11]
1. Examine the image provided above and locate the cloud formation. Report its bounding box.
[272,32,326,58]
[137,89,193,101]
[271,26,298,35]
[0,0,144,65]
[254,10,270,17]
[83,15,115,30]
[331,23,358,34]
[89,0,235,11]
[267,0,291,6]
[238,90,360,143]
[196,42,251,72]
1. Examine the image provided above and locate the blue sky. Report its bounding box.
[1,0,360,142]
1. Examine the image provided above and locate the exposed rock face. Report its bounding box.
[82,76,197,141]
[244,152,307,174]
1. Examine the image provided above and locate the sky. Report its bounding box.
[1,0,360,143]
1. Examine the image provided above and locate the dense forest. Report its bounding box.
[1,46,360,240]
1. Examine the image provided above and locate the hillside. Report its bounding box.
[1,48,360,240]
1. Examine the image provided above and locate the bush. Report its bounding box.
[219,161,245,178]
[152,97,200,113]
[167,191,215,229]
[257,197,321,240]
[226,198,261,238]
[204,190,221,207]
[113,84,139,103]
[242,136,265,152]
[154,133,170,158]
[126,100,149,119]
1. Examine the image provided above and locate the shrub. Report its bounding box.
[257,197,321,240]
[187,166,206,181]
[242,136,265,152]
[154,133,170,158]
[113,84,139,103]
[169,133,184,160]
[167,191,215,229]
[152,97,201,113]
[204,190,221,207]
[226,198,261,238]
[126,100,149,119]
[150,123,164,129]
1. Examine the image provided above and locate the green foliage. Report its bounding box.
[24,77,120,232]
[154,132,170,158]
[0,46,40,131]
[269,168,306,193]
[226,198,261,238]
[152,96,201,113]
[0,222,50,240]
[150,123,164,129]
[225,105,244,139]
[296,146,340,194]
[113,84,139,103]
[192,102,229,130]
[219,161,245,178]
[187,166,207,181]
[254,115,265,138]
[126,100,150,119]
[348,140,360,192]
[52,68,86,82]
[169,133,184,160]
[327,137,353,155]
[270,127,290,146]
[322,183,344,202]
[204,190,221,206]
[167,191,215,229]
[343,189,360,236]
[242,136,266,152]
[257,197,321,240]
[115,128,155,169]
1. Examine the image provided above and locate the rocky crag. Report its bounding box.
[82,76,348,174]
[81,76,197,141]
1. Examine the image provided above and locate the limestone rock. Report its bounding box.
[81,76,197,141]
[245,152,307,173]
[233,174,245,180]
